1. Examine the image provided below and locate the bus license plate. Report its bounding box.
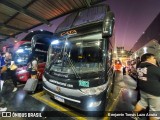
[54,95,64,103]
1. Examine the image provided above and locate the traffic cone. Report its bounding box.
[0,80,4,91]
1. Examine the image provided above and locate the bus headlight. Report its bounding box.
[42,75,47,82]
[80,84,107,95]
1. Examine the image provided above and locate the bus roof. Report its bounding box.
[55,4,107,33]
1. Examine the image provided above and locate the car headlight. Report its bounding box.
[80,83,107,95]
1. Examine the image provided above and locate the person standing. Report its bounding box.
[133,53,160,120]
[4,52,18,92]
[0,52,7,111]
[0,52,5,91]
[29,56,38,79]
[135,57,142,102]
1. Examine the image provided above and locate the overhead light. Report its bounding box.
[51,40,59,45]
[121,50,124,53]
[40,29,43,31]
[143,47,147,53]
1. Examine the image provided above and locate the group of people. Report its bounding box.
[0,51,18,111]
[0,52,18,92]
[0,51,39,112]
[133,53,160,120]
[0,52,17,92]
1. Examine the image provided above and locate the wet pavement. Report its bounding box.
[110,72,148,120]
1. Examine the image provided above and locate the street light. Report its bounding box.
[121,50,124,53]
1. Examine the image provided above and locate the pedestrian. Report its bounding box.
[4,52,18,92]
[122,65,126,75]
[135,57,143,101]
[28,56,38,79]
[114,60,122,72]
[133,53,160,120]
[0,52,7,111]
[0,52,5,91]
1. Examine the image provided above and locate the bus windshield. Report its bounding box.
[47,39,103,75]
[14,43,31,65]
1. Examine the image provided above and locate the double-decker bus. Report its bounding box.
[42,4,115,114]
[14,31,53,82]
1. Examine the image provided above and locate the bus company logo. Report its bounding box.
[56,86,61,92]
[2,112,11,117]
[60,30,77,36]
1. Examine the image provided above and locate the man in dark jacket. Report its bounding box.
[133,53,160,120]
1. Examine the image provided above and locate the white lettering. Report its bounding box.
[137,67,148,81]
[109,113,125,117]
[54,72,68,78]
[146,113,157,117]
[125,113,136,117]
[67,84,73,88]
[28,113,42,117]
[49,79,66,86]
[35,49,47,53]
[49,79,73,88]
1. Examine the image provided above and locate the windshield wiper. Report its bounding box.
[64,52,81,79]
[62,38,81,79]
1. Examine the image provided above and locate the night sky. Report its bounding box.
[107,0,160,50]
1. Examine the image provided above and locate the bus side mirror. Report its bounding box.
[31,36,37,50]
[102,11,115,38]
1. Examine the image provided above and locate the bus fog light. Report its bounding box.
[89,101,101,107]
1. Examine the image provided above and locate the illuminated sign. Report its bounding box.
[79,80,89,87]
[61,30,77,36]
